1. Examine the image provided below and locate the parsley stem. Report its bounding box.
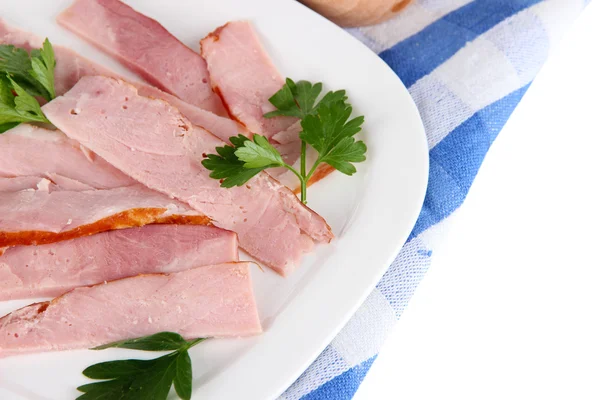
[300,141,307,203]
[283,163,304,184]
[281,163,307,203]
[183,337,206,351]
[305,157,322,184]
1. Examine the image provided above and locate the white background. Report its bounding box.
[355,2,600,399]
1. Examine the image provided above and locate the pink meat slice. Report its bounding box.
[0,184,209,247]
[200,22,339,188]
[0,20,247,143]
[0,176,95,192]
[136,84,248,142]
[0,262,261,357]
[200,21,297,139]
[0,177,50,192]
[0,224,238,300]
[57,0,226,115]
[43,76,333,275]
[43,174,95,191]
[0,20,112,97]
[0,124,135,189]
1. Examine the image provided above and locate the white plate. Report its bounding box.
[0,1,428,399]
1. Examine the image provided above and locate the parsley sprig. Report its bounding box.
[0,39,56,133]
[202,79,367,203]
[77,332,205,400]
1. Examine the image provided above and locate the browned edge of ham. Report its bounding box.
[0,209,211,248]
[0,262,262,358]
[200,21,297,140]
[200,20,338,190]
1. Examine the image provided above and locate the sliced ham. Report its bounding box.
[0,225,238,300]
[136,84,248,142]
[43,76,333,275]
[200,21,297,139]
[0,176,95,192]
[43,174,95,191]
[0,19,113,97]
[0,124,135,189]
[0,177,50,192]
[0,20,247,142]
[201,21,338,188]
[57,0,226,115]
[0,123,210,248]
[0,262,261,357]
[0,184,209,248]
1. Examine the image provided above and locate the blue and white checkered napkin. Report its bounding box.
[280,0,590,398]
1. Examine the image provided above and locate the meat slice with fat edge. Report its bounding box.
[42,76,333,275]
[57,0,226,115]
[0,184,210,248]
[0,262,261,358]
[200,21,297,139]
[0,123,209,248]
[201,21,338,190]
[0,224,238,300]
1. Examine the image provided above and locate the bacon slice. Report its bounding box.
[0,19,247,143]
[200,21,297,139]
[56,0,226,115]
[43,76,333,275]
[0,225,238,300]
[0,262,261,357]
[0,185,209,248]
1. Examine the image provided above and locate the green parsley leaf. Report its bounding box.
[29,38,56,100]
[300,100,364,159]
[203,79,367,203]
[77,379,132,399]
[235,134,285,169]
[264,78,347,119]
[0,75,50,132]
[0,76,21,133]
[0,44,47,98]
[9,76,50,122]
[78,333,205,400]
[0,39,58,133]
[92,331,188,351]
[0,122,20,133]
[201,134,274,188]
[82,358,157,380]
[173,350,193,400]
[319,136,367,175]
